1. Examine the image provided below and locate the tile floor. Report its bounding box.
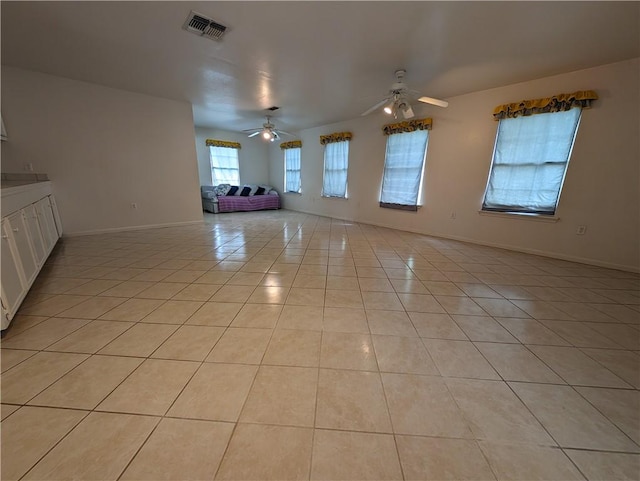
[1,210,639,480]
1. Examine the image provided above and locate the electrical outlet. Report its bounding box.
[576,225,587,235]
[131,203,138,209]
[450,211,456,219]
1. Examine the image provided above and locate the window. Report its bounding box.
[284,147,301,193]
[209,145,240,185]
[322,140,350,198]
[482,107,581,215]
[379,129,429,211]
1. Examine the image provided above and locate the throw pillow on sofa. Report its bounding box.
[240,186,252,196]
[227,186,239,196]
[215,184,231,196]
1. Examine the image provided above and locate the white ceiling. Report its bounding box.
[2,2,638,134]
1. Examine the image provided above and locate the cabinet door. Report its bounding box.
[36,197,59,253]
[49,195,63,236]
[1,219,26,320]
[23,204,46,266]
[7,211,38,286]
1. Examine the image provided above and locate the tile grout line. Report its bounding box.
[3,211,638,480]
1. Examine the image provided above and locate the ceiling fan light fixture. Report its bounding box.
[244,114,293,141]
[361,70,449,117]
[401,103,415,119]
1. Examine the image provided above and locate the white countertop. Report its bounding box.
[1,181,53,217]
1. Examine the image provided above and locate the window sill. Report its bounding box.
[284,192,302,196]
[379,203,422,212]
[478,210,559,223]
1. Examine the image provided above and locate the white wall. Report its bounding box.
[1,67,203,235]
[269,59,640,271]
[195,127,269,187]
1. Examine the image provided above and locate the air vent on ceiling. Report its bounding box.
[267,106,280,111]
[183,11,227,41]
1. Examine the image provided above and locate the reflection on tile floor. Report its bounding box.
[2,210,639,480]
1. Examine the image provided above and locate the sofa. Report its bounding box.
[201,184,280,213]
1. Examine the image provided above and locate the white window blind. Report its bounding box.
[284,147,301,193]
[209,146,240,185]
[482,107,581,215]
[379,129,429,210]
[322,140,349,198]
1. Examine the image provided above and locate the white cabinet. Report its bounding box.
[49,195,63,237]
[1,182,62,329]
[36,197,59,254]
[1,220,26,319]
[23,204,46,266]
[6,211,38,287]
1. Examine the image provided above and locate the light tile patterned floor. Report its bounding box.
[2,210,639,480]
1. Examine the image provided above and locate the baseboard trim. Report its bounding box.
[282,208,639,273]
[65,219,204,237]
[63,207,638,273]
[428,231,638,273]
[366,219,639,274]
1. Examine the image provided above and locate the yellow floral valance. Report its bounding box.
[493,90,598,120]
[382,118,432,136]
[205,139,241,149]
[320,132,352,145]
[280,140,302,150]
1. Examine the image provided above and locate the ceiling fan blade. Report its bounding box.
[361,98,390,116]
[276,130,294,137]
[247,131,261,138]
[417,96,449,108]
[242,128,261,132]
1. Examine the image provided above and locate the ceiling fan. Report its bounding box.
[242,115,293,142]
[361,69,449,119]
